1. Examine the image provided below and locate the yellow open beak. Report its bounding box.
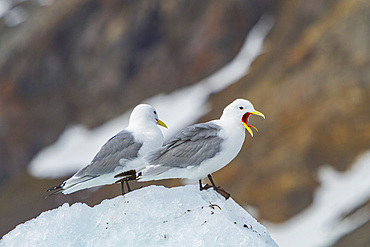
[251,110,265,119]
[156,119,168,128]
[242,110,265,137]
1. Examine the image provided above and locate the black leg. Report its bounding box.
[207,174,230,200]
[207,174,217,189]
[125,181,131,192]
[199,179,212,191]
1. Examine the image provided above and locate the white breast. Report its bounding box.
[188,120,246,179]
[129,126,164,157]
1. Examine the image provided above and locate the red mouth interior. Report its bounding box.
[242,112,251,124]
[242,112,258,132]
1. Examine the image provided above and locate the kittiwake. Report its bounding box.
[47,104,167,195]
[126,99,264,199]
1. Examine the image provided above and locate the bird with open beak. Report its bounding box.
[117,99,265,199]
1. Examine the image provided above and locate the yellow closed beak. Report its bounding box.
[156,119,168,128]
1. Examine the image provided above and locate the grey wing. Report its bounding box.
[75,130,143,177]
[145,122,223,170]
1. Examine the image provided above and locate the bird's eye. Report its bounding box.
[239,107,244,110]
[153,111,157,115]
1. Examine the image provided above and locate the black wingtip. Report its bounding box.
[45,183,65,198]
[45,189,63,198]
[46,184,62,192]
[114,169,137,181]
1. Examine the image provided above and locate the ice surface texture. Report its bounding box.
[1,185,278,247]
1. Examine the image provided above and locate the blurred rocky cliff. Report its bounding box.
[0,0,271,184]
[0,0,369,245]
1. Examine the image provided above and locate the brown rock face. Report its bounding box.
[205,0,370,223]
[0,0,273,236]
[0,0,272,185]
[1,0,369,244]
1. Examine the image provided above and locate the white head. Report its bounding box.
[128,104,167,129]
[220,99,265,136]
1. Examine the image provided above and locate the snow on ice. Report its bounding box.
[1,185,278,247]
[266,151,370,247]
